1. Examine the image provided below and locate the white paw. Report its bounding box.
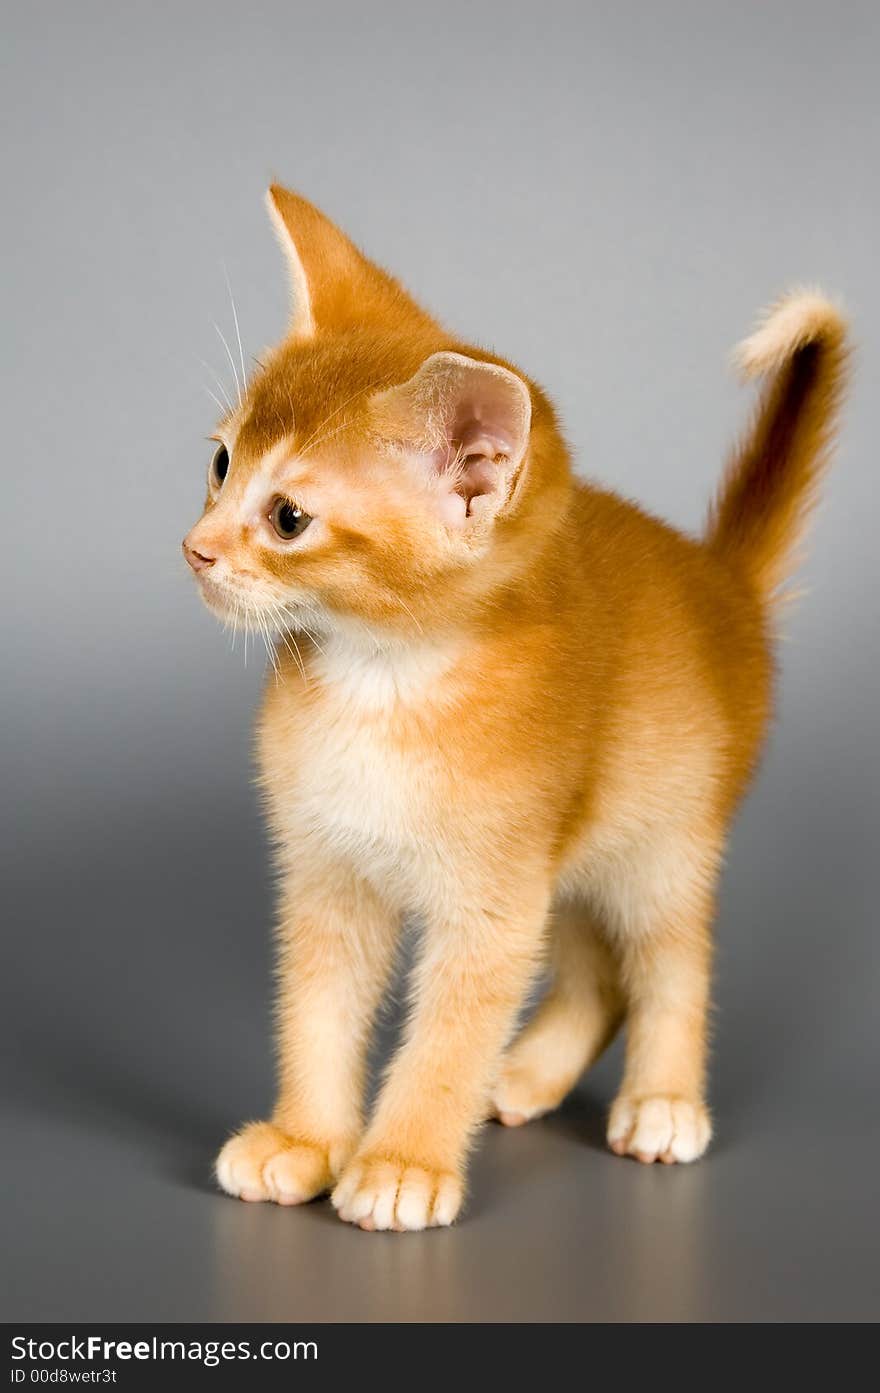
[215,1121,338,1204]
[332,1154,463,1232]
[607,1096,711,1164]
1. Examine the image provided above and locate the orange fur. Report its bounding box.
[185,188,849,1229]
[707,288,849,600]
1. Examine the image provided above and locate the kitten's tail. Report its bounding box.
[705,289,849,604]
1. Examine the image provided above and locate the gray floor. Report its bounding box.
[3,724,878,1322]
[4,1077,879,1323]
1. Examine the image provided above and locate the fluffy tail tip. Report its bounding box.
[733,288,848,380]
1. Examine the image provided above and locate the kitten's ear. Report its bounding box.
[266,184,430,338]
[371,352,532,528]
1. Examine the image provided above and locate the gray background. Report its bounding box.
[2,0,878,1322]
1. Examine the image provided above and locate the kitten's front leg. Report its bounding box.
[216,854,399,1205]
[332,878,551,1231]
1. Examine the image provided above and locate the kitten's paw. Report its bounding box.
[215,1121,348,1205]
[331,1153,463,1232]
[607,1096,711,1164]
[491,1060,567,1128]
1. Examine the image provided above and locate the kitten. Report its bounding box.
[183,185,848,1231]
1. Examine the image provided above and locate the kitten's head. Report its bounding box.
[183,186,569,646]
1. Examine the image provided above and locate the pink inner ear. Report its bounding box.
[377,351,531,525]
[447,418,513,515]
[450,432,503,512]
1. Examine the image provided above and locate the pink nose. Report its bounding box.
[182,538,216,572]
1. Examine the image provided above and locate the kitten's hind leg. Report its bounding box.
[492,898,623,1126]
[606,833,717,1165]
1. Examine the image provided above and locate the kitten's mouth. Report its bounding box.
[193,571,255,623]
[193,568,317,636]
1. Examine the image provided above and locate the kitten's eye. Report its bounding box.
[210,443,229,487]
[270,497,312,541]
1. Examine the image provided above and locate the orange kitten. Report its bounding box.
[183,186,848,1231]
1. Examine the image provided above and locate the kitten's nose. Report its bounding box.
[182,538,216,572]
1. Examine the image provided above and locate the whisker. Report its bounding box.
[204,386,229,417]
[273,621,295,661]
[267,600,309,685]
[300,624,327,658]
[297,421,358,462]
[214,322,242,406]
[267,601,311,682]
[266,599,287,635]
[197,356,235,413]
[222,263,248,404]
[295,422,348,462]
[260,614,280,682]
[277,629,301,667]
[296,378,388,460]
[288,631,309,686]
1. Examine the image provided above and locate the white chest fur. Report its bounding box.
[310,633,457,713]
[264,635,464,904]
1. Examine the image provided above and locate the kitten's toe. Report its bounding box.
[215,1121,339,1204]
[607,1097,711,1164]
[332,1154,463,1232]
